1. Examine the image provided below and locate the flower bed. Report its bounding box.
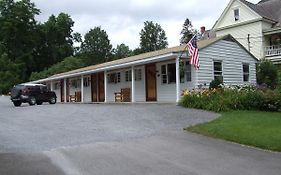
[180,85,281,112]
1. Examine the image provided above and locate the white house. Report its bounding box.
[213,0,281,63]
[31,35,257,103]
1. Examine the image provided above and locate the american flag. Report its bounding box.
[187,35,199,70]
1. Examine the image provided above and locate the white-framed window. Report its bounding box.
[83,76,90,87]
[108,72,121,84]
[234,9,239,21]
[54,82,60,90]
[161,65,167,84]
[135,69,142,81]
[185,61,192,82]
[161,63,176,84]
[243,63,250,82]
[214,61,223,82]
[125,70,132,82]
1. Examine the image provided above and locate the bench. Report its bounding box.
[115,88,131,102]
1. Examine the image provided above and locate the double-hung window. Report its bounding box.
[214,61,223,82]
[243,63,250,82]
[234,9,239,21]
[108,72,121,83]
[161,63,176,84]
[125,70,132,82]
[135,69,142,81]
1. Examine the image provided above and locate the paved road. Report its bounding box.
[0,96,281,175]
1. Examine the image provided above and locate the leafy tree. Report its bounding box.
[72,32,82,55]
[112,43,132,60]
[257,59,278,89]
[0,53,22,94]
[30,56,85,81]
[0,0,40,80]
[34,13,75,71]
[139,21,168,53]
[80,27,112,65]
[180,18,197,44]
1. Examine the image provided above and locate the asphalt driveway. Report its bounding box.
[0,96,280,175]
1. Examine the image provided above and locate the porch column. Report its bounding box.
[176,57,180,103]
[64,78,67,103]
[50,81,54,91]
[104,71,107,103]
[81,75,84,103]
[131,66,135,103]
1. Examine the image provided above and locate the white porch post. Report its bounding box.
[104,71,107,103]
[50,81,54,91]
[81,75,84,103]
[64,78,67,103]
[176,57,180,103]
[131,66,135,103]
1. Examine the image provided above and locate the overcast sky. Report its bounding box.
[31,0,260,49]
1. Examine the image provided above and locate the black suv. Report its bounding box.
[10,83,57,107]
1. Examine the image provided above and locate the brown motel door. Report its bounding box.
[60,79,64,102]
[98,72,105,102]
[91,74,97,102]
[91,72,105,102]
[146,64,157,101]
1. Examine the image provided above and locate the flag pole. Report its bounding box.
[178,35,196,59]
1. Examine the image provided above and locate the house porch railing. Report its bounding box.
[265,45,281,57]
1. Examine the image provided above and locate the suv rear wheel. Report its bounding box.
[13,101,22,107]
[49,97,56,104]
[29,96,36,106]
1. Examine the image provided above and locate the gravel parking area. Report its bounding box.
[0,96,217,152]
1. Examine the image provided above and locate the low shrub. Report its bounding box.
[209,79,223,89]
[180,86,281,112]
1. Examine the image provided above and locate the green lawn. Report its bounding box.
[186,111,281,152]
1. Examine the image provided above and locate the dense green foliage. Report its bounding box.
[186,111,281,152]
[180,86,281,112]
[139,21,168,53]
[112,43,132,60]
[29,56,85,81]
[257,59,278,89]
[180,18,197,44]
[0,0,77,94]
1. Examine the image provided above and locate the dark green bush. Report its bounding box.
[209,79,223,90]
[257,59,278,89]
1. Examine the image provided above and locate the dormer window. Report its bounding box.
[234,9,239,21]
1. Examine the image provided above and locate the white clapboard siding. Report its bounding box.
[216,0,260,29]
[156,60,196,102]
[216,21,263,59]
[198,39,257,86]
[106,66,146,102]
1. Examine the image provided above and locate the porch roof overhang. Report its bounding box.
[263,27,281,36]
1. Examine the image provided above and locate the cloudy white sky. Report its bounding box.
[31,0,260,49]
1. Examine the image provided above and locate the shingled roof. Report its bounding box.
[49,36,229,79]
[240,0,281,26]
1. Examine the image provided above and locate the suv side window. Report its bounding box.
[40,86,48,93]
